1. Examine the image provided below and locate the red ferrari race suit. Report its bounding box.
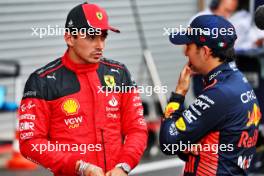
[18,51,148,176]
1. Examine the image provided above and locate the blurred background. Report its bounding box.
[0,0,264,175]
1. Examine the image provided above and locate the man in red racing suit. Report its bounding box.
[18,3,147,176]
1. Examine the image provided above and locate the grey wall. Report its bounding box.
[0,0,198,139]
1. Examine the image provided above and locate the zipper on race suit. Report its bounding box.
[100,129,107,172]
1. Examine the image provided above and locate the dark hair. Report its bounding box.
[196,44,236,62]
[210,0,221,10]
[66,30,108,48]
[211,47,236,62]
[69,29,108,39]
[237,0,250,11]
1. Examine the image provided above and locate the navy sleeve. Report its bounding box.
[159,87,227,155]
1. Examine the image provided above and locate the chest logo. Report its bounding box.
[109,96,118,107]
[247,103,261,127]
[62,98,80,116]
[175,117,186,131]
[104,75,116,87]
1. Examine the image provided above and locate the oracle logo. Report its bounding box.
[240,90,256,104]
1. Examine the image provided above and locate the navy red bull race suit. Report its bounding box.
[160,62,262,176]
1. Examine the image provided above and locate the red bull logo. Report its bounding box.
[238,129,258,148]
[246,103,261,127]
[237,104,261,148]
[164,102,180,118]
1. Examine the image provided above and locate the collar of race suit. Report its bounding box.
[62,50,99,73]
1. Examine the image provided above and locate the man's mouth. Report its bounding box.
[188,62,196,72]
[94,52,102,58]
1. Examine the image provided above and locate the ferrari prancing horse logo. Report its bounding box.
[104,75,116,87]
[96,12,103,20]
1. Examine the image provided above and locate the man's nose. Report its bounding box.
[183,45,188,56]
[95,37,104,50]
[224,11,232,19]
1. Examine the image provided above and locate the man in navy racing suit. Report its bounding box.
[159,15,262,176]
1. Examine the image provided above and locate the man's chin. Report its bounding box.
[190,67,200,74]
[190,65,195,72]
[83,58,100,64]
[92,58,101,63]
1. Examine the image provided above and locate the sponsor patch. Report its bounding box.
[240,90,256,104]
[164,102,180,118]
[20,101,36,112]
[107,113,118,119]
[246,104,261,127]
[175,117,186,131]
[19,122,35,131]
[62,98,80,116]
[169,123,178,136]
[64,116,83,129]
[20,132,34,140]
[19,114,36,120]
[104,75,116,87]
[183,110,197,123]
[108,96,118,107]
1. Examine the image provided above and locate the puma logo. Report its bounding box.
[111,68,119,74]
[47,73,56,80]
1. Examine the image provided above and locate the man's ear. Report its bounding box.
[202,46,212,60]
[64,32,74,47]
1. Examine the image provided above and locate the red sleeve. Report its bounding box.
[116,65,148,169]
[118,91,148,169]
[19,74,81,175]
[19,98,81,175]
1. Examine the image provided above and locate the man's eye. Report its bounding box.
[86,35,95,40]
[102,32,108,40]
[101,35,107,41]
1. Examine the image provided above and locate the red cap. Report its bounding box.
[82,4,120,33]
[65,3,120,33]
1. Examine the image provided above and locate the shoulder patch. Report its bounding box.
[97,58,137,89]
[24,58,80,100]
[35,58,63,77]
[100,58,125,70]
[23,72,46,99]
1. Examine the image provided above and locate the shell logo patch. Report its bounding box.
[96,12,103,20]
[62,98,80,116]
[104,75,116,87]
[175,117,186,131]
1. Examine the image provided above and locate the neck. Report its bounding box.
[204,57,223,75]
[62,50,99,73]
[68,48,85,64]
